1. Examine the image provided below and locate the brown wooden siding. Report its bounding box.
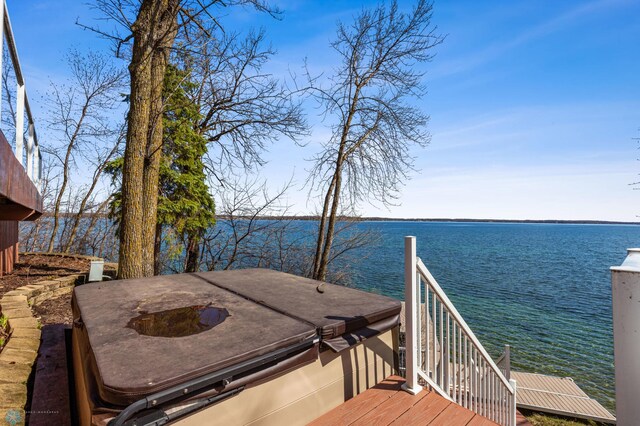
[0,220,18,276]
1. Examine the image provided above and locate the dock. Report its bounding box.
[512,371,616,424]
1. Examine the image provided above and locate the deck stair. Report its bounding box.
[403,236,517,425]
[402,236,616,425]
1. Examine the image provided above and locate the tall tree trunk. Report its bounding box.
[316,163,343,281]
[118,0,179,279]
[312,174,337,277]
[141,50,168,277]
[118,2,155,279]
[312,89,359,281]
[185,232,200,272]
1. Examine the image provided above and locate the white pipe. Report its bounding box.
[611,248,640,425]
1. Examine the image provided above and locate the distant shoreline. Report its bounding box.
[248,216,640,225]
[39,212,640,225]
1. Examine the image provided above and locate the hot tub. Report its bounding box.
[72,269,401,425]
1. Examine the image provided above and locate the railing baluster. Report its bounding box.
[464,335,469,409]
[458,325,462,405]
[425,284,430,377]
[432,291,436,380]
[484,359,488,418]
[416,272,422,373]
[491,371,495,421]
[445,310,451,398]
[492,371,496,422]
[500,373,504,424]
[471,340,476,411]
[438,303,448,394]
[494,381,504,425]
[468,338,472,409]
[452,322,457,402]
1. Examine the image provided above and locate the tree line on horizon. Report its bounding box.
[19,0,443,283]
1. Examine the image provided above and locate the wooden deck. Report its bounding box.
[512,372,616,424]
[309,375,501,426]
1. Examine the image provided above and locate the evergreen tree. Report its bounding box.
[108,64,215,273]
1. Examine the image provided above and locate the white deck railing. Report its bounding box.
[402,236,517,426]
[0,0,41,189]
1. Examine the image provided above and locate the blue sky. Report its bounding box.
[7,0,640,221]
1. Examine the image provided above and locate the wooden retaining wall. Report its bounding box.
[0,221,18,277]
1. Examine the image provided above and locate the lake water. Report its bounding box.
[337,221,640,412]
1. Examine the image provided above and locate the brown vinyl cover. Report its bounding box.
[196,268,402,340]
[72,273,317,406]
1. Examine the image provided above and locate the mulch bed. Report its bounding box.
[32,294,74,325]
[0,254,91,325]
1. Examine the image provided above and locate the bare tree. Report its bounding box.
[200,178,294,272]
[44,50,124,252]
[191,177,372,285]
[60,127,124,253]
[309,0,443,281]
[180,28,307,172]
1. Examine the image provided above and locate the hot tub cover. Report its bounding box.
[73,268,401,408]
[72,273,317,406]
[196,268,401,340]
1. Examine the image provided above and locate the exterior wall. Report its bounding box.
[0,221,18,277]
[74,328,399,426]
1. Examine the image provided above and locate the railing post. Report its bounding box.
[504,344,511,381]
[35,145,40,188]
[611,248,640,426]
[15,82,25,164]
[509,378,517,426]
[37,148,42,189]
[402,236,422,395]
[26,122,33,178]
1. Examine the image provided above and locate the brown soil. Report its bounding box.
[32,293,74,325]
[0,254,91,325]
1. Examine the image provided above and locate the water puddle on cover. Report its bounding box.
[127,305,229,337]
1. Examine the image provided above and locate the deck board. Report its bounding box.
[390,391,451,425]
[306,377,402,426]
[351,386,428,425]
[511,372,615,423]
[309,375,499,426]
[429,403,476,425]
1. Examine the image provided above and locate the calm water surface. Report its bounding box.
[340,221,640,412]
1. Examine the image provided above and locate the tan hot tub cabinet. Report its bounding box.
[72,268,401,426]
